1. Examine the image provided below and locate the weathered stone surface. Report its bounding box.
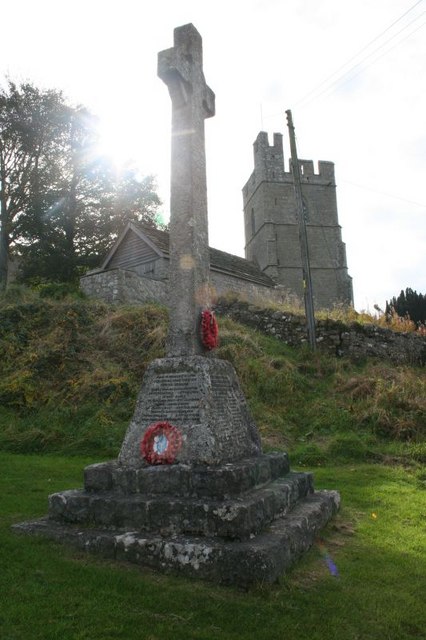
[158,24,215,357]
[118,356,261,467]
[215,298,426,366]
[48,470,313,540]
[13,490,340,587]
[80,269,169,306]
[79,275,426,366]
[243,132,353,309]
[84,453,290,499]
[80,264,292,309]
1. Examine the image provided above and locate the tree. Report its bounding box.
[0,80,162,287]
[0,81,69,289]
[385,288,426,327]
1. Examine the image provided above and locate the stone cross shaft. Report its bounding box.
[158,24,215,357]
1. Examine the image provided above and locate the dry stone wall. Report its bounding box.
[215,299,426,366]
[80,271,425,365]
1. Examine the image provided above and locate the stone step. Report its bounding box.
[48,471,313,540]
[84,453,290,499]
[13,490,340,586]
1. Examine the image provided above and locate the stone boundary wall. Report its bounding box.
[215,299,426,366]
[80,272,425,365]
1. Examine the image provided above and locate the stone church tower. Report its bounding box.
[243,132,353,308]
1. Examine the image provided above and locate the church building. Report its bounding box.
[243,132,353,308]
[81,132,353,309]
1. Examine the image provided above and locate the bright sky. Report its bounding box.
[1,0,425,311]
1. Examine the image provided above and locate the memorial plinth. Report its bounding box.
[13,24,340,587]
[118,357,260,466]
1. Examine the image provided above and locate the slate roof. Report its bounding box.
[134,223,276,288]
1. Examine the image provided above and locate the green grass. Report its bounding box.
[1,453,425,640]
[0,293,425,637]
[1,294,424,462]
[217,320,425,463]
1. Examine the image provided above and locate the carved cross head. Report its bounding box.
[158,23,215,118]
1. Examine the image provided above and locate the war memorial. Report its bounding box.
[13,24,340,586]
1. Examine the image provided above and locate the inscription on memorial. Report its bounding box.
[210,371,252,453]
[120,357,260,465]
[143,372,201,423]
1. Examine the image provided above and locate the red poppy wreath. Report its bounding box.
[140,421,183,465]
[201,309,219,350]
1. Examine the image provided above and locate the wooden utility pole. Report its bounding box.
[285,109,316,350]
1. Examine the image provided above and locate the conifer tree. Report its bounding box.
[385,288,426,326]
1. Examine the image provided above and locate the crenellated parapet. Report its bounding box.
[253,131,285,181]
[292,159,334,182]
[243,132,336,206]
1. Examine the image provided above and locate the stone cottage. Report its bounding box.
[80,221,289,306]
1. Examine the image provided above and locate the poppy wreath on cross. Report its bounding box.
[201,309,219,350]
[140,421,183,465]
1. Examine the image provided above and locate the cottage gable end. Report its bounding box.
[101,222,165,272]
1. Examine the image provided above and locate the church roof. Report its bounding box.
[100,221,276,288]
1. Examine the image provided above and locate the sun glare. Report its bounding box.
[97,115,138,172]
[96,109,169,178]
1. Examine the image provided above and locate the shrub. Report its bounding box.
[36,282,85,300]
[327,434,372,461]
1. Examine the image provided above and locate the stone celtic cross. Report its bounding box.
[14,24,340,589]
[158,23,215,357]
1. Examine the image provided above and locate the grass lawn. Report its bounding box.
[1,452,425,640]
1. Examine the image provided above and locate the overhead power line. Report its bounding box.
[295,0,424,108]
[341,179,426,209]
[297,13,426,108]
[261,1,425,125]
[295,5,425,108]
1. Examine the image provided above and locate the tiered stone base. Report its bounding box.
[13,356,339,586]
[13,453,340,586]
